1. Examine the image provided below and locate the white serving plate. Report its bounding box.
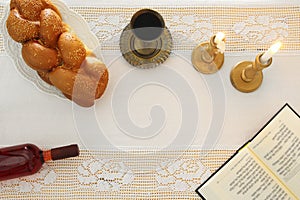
[1,0,100,99]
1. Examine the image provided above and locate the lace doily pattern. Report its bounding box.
[0,164,57,193]
[155,158,212,192]
[0,150,234,199]
[69,6,300,54]
[1,5,299,55]
[233,16,288,44]
[77,159,135,191]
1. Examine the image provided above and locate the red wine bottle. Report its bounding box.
[0,143,79,181]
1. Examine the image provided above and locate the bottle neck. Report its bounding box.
[42,150,53,162]
[40,144,79,163]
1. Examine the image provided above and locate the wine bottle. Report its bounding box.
[0,143,79,181]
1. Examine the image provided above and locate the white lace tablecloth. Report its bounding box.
[0,0,300,199]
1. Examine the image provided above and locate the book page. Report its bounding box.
[198,149,294,200]
[249,106,300,198]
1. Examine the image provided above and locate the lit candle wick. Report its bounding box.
[260,42,282,64]
[214,32,225,53]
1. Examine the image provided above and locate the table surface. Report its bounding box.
[0,0,299,199]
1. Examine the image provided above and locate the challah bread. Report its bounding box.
[80,57,109,99]
[6,8,40,43]
[38,71,52,85]
[49,63,108,107]
[22,40,59,71]
[40,8,63,48]
[57,32,86,69]
[81,57,107,79]
[10,0,45,21]
[6,0,109,107]
[10,0,60,21]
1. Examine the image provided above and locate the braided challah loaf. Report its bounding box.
[6,0,109,107]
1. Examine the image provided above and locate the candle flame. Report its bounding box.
[270,42,282,53]
[215,32,225,41]
[214,32,226,53]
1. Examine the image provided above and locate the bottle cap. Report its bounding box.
[51,144,79,160]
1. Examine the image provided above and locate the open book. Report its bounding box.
[196,104,300,200]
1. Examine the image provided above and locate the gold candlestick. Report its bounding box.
[120,9,173,68]
[230,53,272,93]
[191,34,225,74]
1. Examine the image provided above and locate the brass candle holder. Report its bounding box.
[230,53,272,93]
[120,9,173,68]
[191,34,225,74]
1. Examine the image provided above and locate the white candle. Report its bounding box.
[214,32,226,53]
[260,42,282,64]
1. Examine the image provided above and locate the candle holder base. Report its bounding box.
[191,42,224,74]
[120,24,173,68]
[230,61,263,93]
